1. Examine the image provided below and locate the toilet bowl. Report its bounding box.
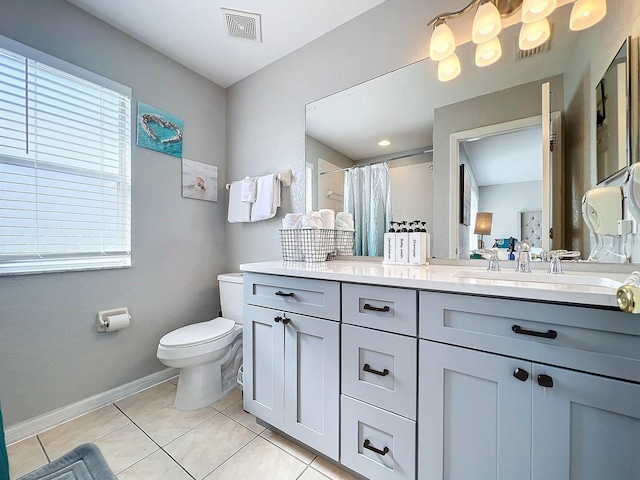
[157,273,243,410]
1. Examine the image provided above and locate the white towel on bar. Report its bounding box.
[250,174,281,222]
[240,177,257,203]
[227,181,252,223]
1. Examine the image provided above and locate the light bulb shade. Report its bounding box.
[570,0,606,31]
[519,18,551,50]
[522,0,557,23]
[472,1,502,44]
[430,22,456,61]
[474,212,493,235]
[475,37,502,67]
[438,52,461,82]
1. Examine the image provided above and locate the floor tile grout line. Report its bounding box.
[198,432,260,479]
[90,404,196,480]
[259,432,318,466]
[157,447,196,480]
[35,435,50,463]
[131,406,221,448]
[295,465,309,480]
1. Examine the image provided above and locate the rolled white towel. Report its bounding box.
[240,177,257,203]
[301,211,323,229]
[319,209,335,230]
[282,213,302,230]
[335,212,355,231]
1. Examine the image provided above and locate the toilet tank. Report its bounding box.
[218,273,244,323]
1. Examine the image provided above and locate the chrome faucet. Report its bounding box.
[547,251,564,275]
[487,248,501,271]
[515,241,532,273]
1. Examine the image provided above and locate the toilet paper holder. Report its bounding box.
[97,307,130,332]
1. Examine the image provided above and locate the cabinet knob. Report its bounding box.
[537,374,554,388]
[274,315,290,325]
[274,316,282,323]
[513,368,529,382]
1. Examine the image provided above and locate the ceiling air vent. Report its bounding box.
[221,8,262,43]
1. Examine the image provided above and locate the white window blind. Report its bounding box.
[0,37,131,275]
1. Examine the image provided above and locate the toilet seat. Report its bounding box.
[160,317,235,348]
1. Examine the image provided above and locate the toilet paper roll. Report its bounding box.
[105,313,130,332]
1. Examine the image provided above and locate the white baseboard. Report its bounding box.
[5,367,178,445]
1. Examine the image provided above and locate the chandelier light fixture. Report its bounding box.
[427,0,607,82]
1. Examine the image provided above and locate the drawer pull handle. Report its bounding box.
[537,374,554,388]
[275,291,295,298]
[363,303,390,313]
[363,439,389,456]
[274,316,290,325]
[512,325,557,339]
[363,363,390,376]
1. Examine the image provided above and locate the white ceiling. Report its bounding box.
[66,0,387,87]
[462,126,543,187]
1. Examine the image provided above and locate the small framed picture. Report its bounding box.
[136,102,183,158]
[182,158,218,202]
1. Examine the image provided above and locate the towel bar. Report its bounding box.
[225,170,292,190]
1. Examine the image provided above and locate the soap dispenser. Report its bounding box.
[384,222,397,263]
[396,221,409,263]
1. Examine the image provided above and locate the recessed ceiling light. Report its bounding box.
[378,139,391,147]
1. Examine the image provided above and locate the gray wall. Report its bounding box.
[305,135,354,211]
[0,0,227,426]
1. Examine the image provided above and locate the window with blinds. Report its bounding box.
[0,37,131,275]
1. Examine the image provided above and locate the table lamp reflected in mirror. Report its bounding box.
[474,212,493,250]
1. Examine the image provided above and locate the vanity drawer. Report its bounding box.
[341,395,416,480]
[244,273,340,321]
[342,283,417,335]
[341,324,417,419]
[419,291,640,383]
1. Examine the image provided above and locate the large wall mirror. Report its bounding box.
[305,1,640,263]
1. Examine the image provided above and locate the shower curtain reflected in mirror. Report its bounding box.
[344,162,392,256]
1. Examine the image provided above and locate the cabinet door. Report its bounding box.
[419,341,532,480]
[532,364,640,480]
[243,304,285,429]
[284,312,340,460]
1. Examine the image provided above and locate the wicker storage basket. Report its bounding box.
[279,229,355,262]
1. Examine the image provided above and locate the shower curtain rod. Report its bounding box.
[319,148,433,176]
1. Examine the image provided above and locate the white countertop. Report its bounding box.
[240,260,630,308]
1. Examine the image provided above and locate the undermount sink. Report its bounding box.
[452,270,622,289]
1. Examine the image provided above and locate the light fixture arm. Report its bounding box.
[428,0,483,27]
[427,0,523,27]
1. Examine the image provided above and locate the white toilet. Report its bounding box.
[157,273,244,410]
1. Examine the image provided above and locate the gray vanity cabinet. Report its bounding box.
[531,364,640,480]
[340,283,418,480]
[418,341,532,480]
[418,291,640,480]
[243,273,340,460]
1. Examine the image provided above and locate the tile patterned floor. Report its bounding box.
[6,380,357,480]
